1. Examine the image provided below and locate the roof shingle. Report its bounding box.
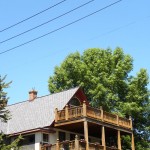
[0,87,79,134]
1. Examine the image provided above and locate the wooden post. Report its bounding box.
[131,133,135,150]
[100,106,103,121]
[56,139,60,150]
[129,116,133,129]
[117,115,119,126]
[65,105,69,120]
[117,130,121,150]
[75,135,79,150]
[84,120,89,150]
[101,126,106,150]
[55,108,58,122]
[83,101,87,117]
[40,145,44,150]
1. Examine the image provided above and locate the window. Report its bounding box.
[69,98,80,106]
[29,135,35,143]
[19,134,35,146]
[70,134,75,141]
[43,134,49,143]
[59,131,66,142]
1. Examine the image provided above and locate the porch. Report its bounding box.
[41,135,119,150]
[53,101,135,150]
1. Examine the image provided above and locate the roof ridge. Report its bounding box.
[49,86,80,95]
[7,86,80,107]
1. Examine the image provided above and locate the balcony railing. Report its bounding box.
[41,138,119,150]
[55,102,132,129]
[41,139,104,150]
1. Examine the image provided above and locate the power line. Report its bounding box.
[0,0,67,33]
[0,0,122,55]
[0,0,94,44]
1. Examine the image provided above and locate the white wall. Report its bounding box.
[35,132,42,150]
[49,132,57,144]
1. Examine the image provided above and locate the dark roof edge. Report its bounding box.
[8,126,56,136]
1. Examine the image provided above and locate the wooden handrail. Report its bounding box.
[68,106,83,119]
[119,116,131,128]
[103,111,117,125]
[89,142,104,150]
[87,106,102,120]
[57,109,65,121]
[41,144,56,150]
[106,146,119,150]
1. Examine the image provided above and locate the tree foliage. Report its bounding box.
[48,48,150,149]
[0,75,10,122]
[0,75,21,150]
[0,133,22,150]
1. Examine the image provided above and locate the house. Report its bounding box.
[0,87,135,150]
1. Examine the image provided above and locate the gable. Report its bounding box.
[67,88,89,106]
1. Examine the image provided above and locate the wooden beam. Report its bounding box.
[84,120,89,150]
[55,118,85,126]
[86,118,133,134]
[117,130,121,150]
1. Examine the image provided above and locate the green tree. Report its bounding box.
[0,75,21,150]
[0,75,10,122]
[48,48,150,149]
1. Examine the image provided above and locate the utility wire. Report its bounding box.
[0,0,122,55]
[0,0,67,33]
[0,0,94,44]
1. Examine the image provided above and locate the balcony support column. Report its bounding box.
[102,126,106,150]
[131,133,135,150]
[117,130,121,150]
[84,120,89,150]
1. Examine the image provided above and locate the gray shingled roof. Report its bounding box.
[0,87,79,134]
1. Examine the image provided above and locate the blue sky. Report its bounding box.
[0,0,150,104]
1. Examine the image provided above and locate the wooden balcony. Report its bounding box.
[55,102,132,130]
[41,136,119,150]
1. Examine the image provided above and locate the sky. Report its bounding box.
[0,0,150,104]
